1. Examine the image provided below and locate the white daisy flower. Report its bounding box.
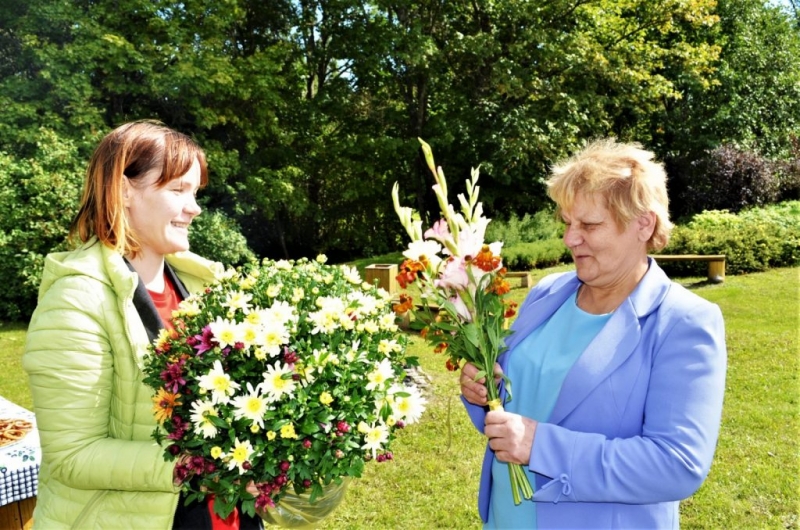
[361,422,390,458]
[208,316,243,350]
[198,360,241,404]
[366,359,395,391]
[231,382,269,429]
[341,265,361,284]
[223,290,252,313]
[260,362,297,402]
[225,438,255,474]
[190,400,220,439]
[389,383,427,424]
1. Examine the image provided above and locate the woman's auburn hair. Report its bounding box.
[546,137,673,251]
[69,120,208,256]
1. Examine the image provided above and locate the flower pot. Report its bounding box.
[261,479,349,528]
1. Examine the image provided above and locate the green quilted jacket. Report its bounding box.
[23,239,223,529]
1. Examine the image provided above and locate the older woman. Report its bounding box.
[461,138,727,529]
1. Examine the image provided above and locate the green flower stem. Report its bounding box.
[488,399,534,505]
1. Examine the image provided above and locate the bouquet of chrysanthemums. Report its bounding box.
[143,256,426,522]
[391,139,532,505]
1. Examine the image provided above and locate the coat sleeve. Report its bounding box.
[23,276,178,493]
[529,301,727,504]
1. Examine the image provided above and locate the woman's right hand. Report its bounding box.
[460,362,502,406]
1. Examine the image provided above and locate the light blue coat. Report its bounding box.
[463,259,727,529]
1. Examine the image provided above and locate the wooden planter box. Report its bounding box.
[365,264,399,294]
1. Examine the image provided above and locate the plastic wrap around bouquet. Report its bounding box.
[391,139,533,505]
[143,255,426,524]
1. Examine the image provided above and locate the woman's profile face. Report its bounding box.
[560,192,648,289]
[124,158,202,259]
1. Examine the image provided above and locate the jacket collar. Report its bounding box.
[502,258,672,424]
[123,258,189,343]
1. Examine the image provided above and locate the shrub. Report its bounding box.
[485,207,563,248]
[774,136,800,202]
[502,239,571,270]
[675,145,780,217]
[0,129,84,321]
[188,209,256,267]
[661,201,800,276]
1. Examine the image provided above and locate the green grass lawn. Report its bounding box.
[2,265,797,529]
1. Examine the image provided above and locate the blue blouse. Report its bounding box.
[486,291,612,529]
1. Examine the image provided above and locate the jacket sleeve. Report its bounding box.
[530,301,727,504]
[23,276,178,493]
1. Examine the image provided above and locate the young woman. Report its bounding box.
[23,121,261,529]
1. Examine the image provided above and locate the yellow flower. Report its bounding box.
[267,430,277,441]
[250,424,260,433]
[155,328,171,350]
[210,446,223,459]
[319,391,334,406]
[280,423,298,439]
[357,421,369,434]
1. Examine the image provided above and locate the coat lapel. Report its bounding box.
[547,301,641,425]
[547,259,672,425]
[508,259,672,425]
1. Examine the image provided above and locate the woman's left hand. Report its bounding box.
[484,409,538,466]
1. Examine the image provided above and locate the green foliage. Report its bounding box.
[661,201,800,275]
[502,240,572,271]
[485,208,563,248]
[188,209,256,267]
[655,0,800,161]
[0,0,798,268]
[0,128,84,320]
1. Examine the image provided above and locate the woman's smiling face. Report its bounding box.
[561,192,649,289]
[124,158,202,259]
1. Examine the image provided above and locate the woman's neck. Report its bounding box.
[577,260,649,315]
[125,252,166,293]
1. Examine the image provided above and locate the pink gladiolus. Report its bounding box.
[458,225,487,259]
[424,219,451,244]
[435,257,469,290]
[449,293,472,322]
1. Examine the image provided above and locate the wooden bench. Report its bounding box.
[505,271,532,288]
[651,254,726,283]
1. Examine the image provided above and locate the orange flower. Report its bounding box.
[152,388,182,424]
[396,259,427,289]
[504,301,519,319]
[474,245,501,272]
[445,358,460,372]
[489,277,511,296]
[392,293,415,314]
[433,342,448,354]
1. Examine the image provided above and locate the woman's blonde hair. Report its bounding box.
[546,138,673,251]
[69,120,208,256]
